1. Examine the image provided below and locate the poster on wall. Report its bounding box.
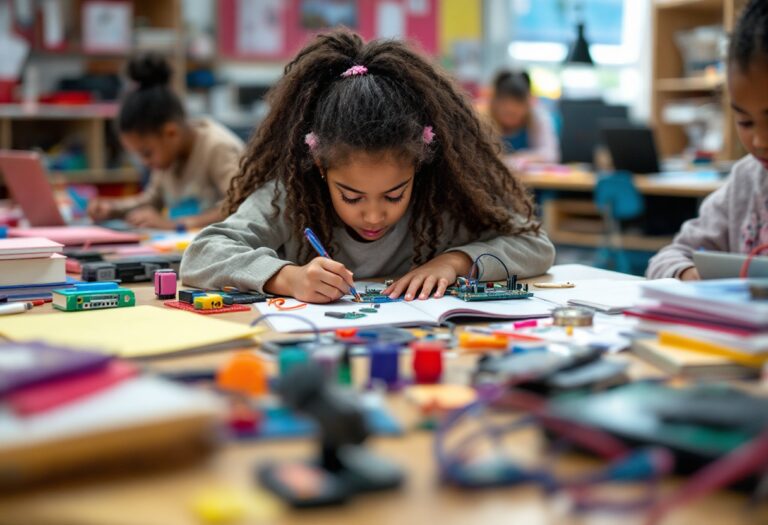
[300,0,357,30]
[237,0,284,55]
[82,1,132,54]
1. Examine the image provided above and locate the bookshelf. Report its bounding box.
[2,0,187,186]
[651,0,747,160]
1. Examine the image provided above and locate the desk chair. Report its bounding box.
[593,171,644,274]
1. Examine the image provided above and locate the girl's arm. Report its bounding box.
[646,180,733,280]
[179,184,294,293]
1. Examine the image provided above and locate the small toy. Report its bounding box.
[411,341,444,384]
[368,343,401,389]
[194,294,224,310]
[52,282,135,312]
[154,269,177,300]
[217,351,269,397]
[179,289,207,304]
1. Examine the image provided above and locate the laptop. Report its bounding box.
[0,150,140,246]
[0,150,67,227]
[600,124,661,174]
[559,99,629,164]
[693,250,768,279]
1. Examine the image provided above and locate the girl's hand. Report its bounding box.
[126,207,175,229]
[87,198,113,221]
[266,257,355,303]
[679,267,701,281]
[384,252,472,301]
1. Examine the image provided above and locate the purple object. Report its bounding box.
[0,342,111,396]
[368,343,401,389]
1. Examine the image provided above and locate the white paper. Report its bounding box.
[376,1,405,39]
[255,294,554,333]
[533,279,676,314]
[0,34,28,80]
[41,0,64,48]
[82,1,132,53]
[237,0,282,55]
[407,0,429,16]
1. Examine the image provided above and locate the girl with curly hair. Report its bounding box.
[180,30,555,303]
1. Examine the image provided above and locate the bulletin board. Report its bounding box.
[218,0,438,60]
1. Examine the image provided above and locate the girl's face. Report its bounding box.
[120,122,184,171]
[324,151,414,242]
[729,62,768,170]
[491,96,529,132]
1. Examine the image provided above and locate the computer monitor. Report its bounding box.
[0,150,67,227]
[559,99,629,164]
[600,124,662,174]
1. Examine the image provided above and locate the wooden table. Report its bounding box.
[1,264,766,525]
[518,169,725,199]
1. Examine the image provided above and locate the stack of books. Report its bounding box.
[0,237,76,301]
[0,341,223,488]
[627,279,768,379]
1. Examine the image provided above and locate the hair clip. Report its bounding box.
[305,132,319,151]
[341,65,368,78]
[423,126,435,145]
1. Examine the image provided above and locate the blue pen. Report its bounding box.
[304,227,362,301]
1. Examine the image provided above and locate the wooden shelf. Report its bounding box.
[655,0,723,11]
[656,76,724,92]
[0,104,119,119]
[49,168,142,184]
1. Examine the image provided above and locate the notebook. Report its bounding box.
[0,253,66,287]
[533,278,676,314]
[255,295,554,332]
[0,276,79,301]
[8,226,141,246]
[0,305,261,358]
[0,237,63,260]
[641,279,768,328]
[0,342,112,396]
[631,339,758,380]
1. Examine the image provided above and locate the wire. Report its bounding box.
[266,297,307,310]
[739,243,768,279]
[250,313,321,343]
[467,253,511,282]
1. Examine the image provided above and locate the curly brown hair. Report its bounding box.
[227,29,539,265]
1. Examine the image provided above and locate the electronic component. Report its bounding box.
[552,307,594,327]
[219,291,268,305]
[80,255,181,284]
[194,294,224,310]
[154,269,177,300]
[448,254,533,302]
[52,282,135,312]
[354,287,400,303]
[324,312,366,319]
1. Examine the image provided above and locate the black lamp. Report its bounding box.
[564,21,594,65]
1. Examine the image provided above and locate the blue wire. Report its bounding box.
[250,313,321,344]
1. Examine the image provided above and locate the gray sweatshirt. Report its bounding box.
[180,181,556,293]
[646,155,768,279]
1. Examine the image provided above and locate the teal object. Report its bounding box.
[168,197,201,220]
[594,171,644,273]
[278,347,308,377]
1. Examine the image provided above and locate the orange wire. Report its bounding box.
[738,243,768,278]
[267,297,307,311]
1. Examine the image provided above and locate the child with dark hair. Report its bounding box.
[87,53,244,230]
[648,0,768,279]
[489,69,559,165]
[181,30,555,303]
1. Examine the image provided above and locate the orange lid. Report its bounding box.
[216,351,268,397]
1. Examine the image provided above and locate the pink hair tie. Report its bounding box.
[341,65,368,78]
[423,126,435,145]
[305,132,319,151]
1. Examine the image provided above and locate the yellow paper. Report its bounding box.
[0,305,260,358]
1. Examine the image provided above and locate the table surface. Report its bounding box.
[518,169,725,198]
[2,264,767,525]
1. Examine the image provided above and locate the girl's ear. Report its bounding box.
[161,121,180,142]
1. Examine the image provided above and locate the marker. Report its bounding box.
[0,302,33,315]
[303,227,361,301]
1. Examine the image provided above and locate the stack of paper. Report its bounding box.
[533,278,675,314]
[0,237,75,300]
